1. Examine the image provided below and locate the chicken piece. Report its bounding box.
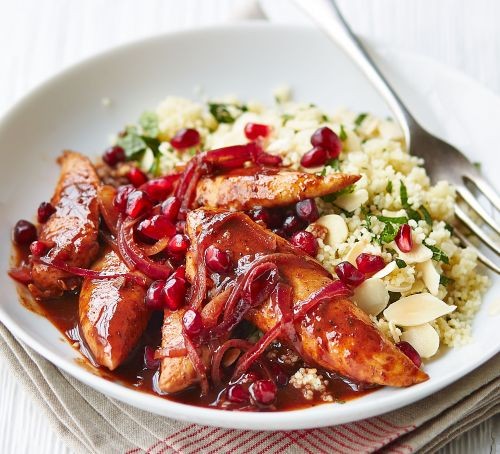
[158,209,427,393]
[158,309,204,393]
[30,151,100,298]
[79,248,149,370]
[195,167,360,210]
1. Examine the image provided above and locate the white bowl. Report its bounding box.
[0,23,498,430]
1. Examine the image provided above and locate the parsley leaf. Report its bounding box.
[386,180,393,193]
[424,241,450,264]
[354,113,368,127]
[208,102,247,124]
[139,111,159,137]
[439,275,454,286]
[376,215,408,224]
[116,125,162,172]
[380,222,398,243]
[339,124,347,141]
[396,259,407,269]
[400,180,421,221]
[419,205,433,225]
[321,184,354,203]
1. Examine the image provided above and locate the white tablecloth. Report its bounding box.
[0,1,498,452]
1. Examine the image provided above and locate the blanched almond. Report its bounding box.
[383,293,456,326]
[353,278,389,316]
[401,323,440,358]
[345,240,369,265]
[315,214,348,245]
[386,282,413,293]
[371,260,397,279]
[394,241,433,264]
[418,260,440,296]
[334,188,368,212]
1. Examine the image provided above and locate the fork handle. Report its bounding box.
[293,0,419,146]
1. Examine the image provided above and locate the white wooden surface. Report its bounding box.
[0,1,498,452]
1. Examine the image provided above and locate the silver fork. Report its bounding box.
[293,0,500,273]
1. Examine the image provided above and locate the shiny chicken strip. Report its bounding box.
[158,209,428,393]
[195,167,360,210]
[79,248,149,370]
[30,151,100,298]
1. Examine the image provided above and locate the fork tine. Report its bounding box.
[465,174,500,212]
[454,228,500,274]
[454,205,500,256]
[456,186,500,235]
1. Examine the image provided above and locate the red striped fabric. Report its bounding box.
[131,416,415,454]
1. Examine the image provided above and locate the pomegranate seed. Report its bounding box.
[182,309,203,336]
[167,233,190,256]
[249,379,277,405]
[30,241,49,257]
[113,185,135,213]
[244,123,270,141]
[290,231,318,256]
[161,196,181,221]
[310,127,342,158]
[396,341,422,368]
[172,265,186,280]
[127,167,148,187]
[163,275,187,310]
[171,128,200,150]
[144,346,160,370]
[37,202,56,223]
[282,214,305,235]
[335,261,366,288]
[145,280,166,311]
[205,245,231,273]
[356,253,385,275]
[295,199,319,223]
[248,207,270,226]
[125,190,152,219]
[102,145,126,167]
[142,176,175,202]
[395,224,413,253]
[13,220,37,245]
[300,146,329,168]
[137,215,176,241]
[227,384,250,403]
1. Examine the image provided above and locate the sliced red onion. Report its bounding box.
[143,236,170,256]
[34,256,148,287]
[117,217,173,280]
[183,332,209,395]
[211,338,252,385]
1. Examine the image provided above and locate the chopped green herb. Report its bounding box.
[439,275,455,286]
[385,247,397,255]
[386,180,393,193]
[445,223,454,234]
[380,222,398,243]
[281,113,294,125]
[321,114,329,122]
[376,215,408,224]
[396,259,407,269]
[339,124,347,141]
[424,241,450,264]
[399,180,409,207]
[321,183,354,203]
[139,111,159,138]
[400,180,421,221]
[116,125,162,169]
[208,102,246,124]
[473,161,482,171]
[354,113,368,127]
[419,205,433,225]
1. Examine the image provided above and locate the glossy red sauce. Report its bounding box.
[13,243,376,412]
